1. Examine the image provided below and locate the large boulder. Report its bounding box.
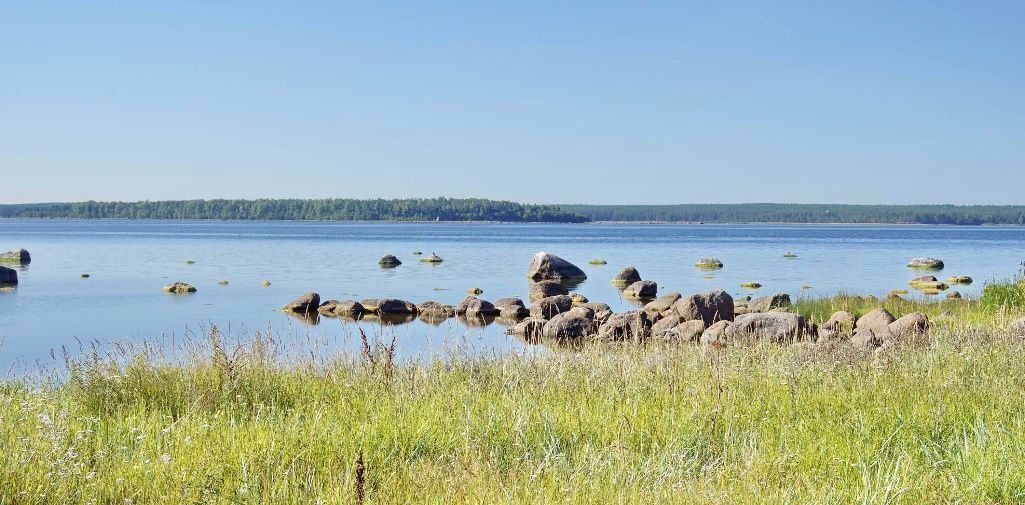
[672,289,734,326]
[622,280,657,299]
[652,312,704,343]
[907,257,944,270]
[529,295,574,320]
[1011,317,1025,338]
[0,266,17,285]
[542,313,594,339]
[375,299,418,314]
[334,300,365,315]
[644,292,681,314]
[728,312,816,344]
[456,296,498,317]
[887,312,929,341]
[527,252,587,282]
[818,311,856,342]
[508,317,546,342]
[612,266,642,286]
[528,280,569,302]
[0,249,30,264]
[417,301,454,319]
[700,320,733,346]
[283,292,320,313]
[695,257,723,269]
[596,310,652,342]
[851,307,896,349]
[749,293,791,312]
[494,298,528,319]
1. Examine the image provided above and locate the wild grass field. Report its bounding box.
[3,284,1025,504]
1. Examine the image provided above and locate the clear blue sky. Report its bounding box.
[3,1,1024,205]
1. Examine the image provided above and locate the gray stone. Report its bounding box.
[0,248,30,264]
[596,310,652,342]
[334,300,365,315]
[887,312,929,341]
[161,282,196,294]
[509,317,546,342]
[529,295,574,320]
[527,252,587,282]
[672,289,734,326]
[456,296,498,317]
[728,312,816,344]
[700,320,733,346]
[749,293,791,312]
[542,313,594,339]
[644,292,681,314]
[375,299,418,314]
[283,292,321,313]
[622,280,657,299]
[378,255,402,267]
[528,280,569,302]
[907,257,944,270]
[612,266,642,285]
[818,311,856,342]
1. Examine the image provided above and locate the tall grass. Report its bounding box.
[2,300,1025,503]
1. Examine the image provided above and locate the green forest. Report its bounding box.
[2,199,1025,225]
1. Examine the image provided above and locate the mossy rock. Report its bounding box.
[588,259,607,265]
[420,254,444,263]
[739,282,762,289]
[467,287,484,295]
[162,282,196,294]
[946,276,973,285]
[218,280,229,285]
[80,274,90,278]
[907,257,944,270]
[783,253,798,258]
[185,260,196,265]
[261,280,271,287]
[695,258,724,269]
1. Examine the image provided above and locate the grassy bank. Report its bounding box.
[2,294,1025,503]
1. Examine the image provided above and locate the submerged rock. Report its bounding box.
[589,259,607,265]
[283,292,321,313]
[739,282,762,289]
[0,248,31,264]
[611,266,642,286]
[527,252,587,282]
[695,258,723,269]
[0,266,17,285]
[907,257,944,270]
[162,282,196,294]
[420,253,444,263]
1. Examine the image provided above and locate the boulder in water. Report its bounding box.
[529,295,574,320]
[907,257,944,270]
[542,313,593,339]
[0,248,30,264]
[672,289,734,326]
[529,280,569,302]
[596,310,652,342]
[162,282,196,294]
[622,280,657,299]
[527,252,587,282]
[283,292,321,313]
[695,258,723,269]
[0,266,17,285]
[611,266,641,286]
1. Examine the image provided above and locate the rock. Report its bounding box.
[417,301,454,319]
[783,252,798,258]
[261,280,271,286]
[700,320,733,346]
[412,251,423,255]
[643,292,681,314]
[467,287,484,295]
[673,320,707,343]
[887,289,909,298]
[818,311,856,342]
[851,307,896,346]
[527,252,587,282]
[597,310,652,342]
[566,305,595,320]
[589,259,607,265]
[283,292,321,313]
[611,266,642,286]
[0,266,17,285]
[739,282,762,289]
[509,317,546,342]
[851,330,882,350]
[494,297,525,310]
[800,284,813,290]
[1010,318,1025,338]
[749,293,791,312]
[217,280,229,285]
[529,280,569,302]
[80,274,90,279]
[907,257,944,270]
[908,275,948,291]
[420,253,444,263]
[378,255,402,267]
[162,282,196,294]
[651,312,684,336]
[185,260,196,265]
[946,291,962,299]
[0,248,31,264]
[946,276,973,285]
[334,300,365,315]
[543,313,594,339]
[374,299,418,314]
[695,258,723,269]
[317,299,341,314]
[672,289,734,326]
[887,312,929,342]
[622,280,657,299]
[456,296,498,317]
[500,305,529,320]
[570,293,589,304]
[529,295,574,320]
[728,312,816,344]
[581,302,613,324]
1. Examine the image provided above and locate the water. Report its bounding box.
[1,219,1023,368]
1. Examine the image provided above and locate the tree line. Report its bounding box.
[2,199,1025,225]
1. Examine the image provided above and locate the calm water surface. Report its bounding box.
[2,220,1023,368]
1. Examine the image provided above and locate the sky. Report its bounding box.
[2,1,1024,205]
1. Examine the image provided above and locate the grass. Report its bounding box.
[3,292,1025,503]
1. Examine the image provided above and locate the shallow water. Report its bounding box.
[1,220,1023,368]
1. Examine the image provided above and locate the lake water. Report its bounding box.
[1,220,1023,369]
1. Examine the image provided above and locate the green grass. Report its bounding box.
[3,295,1025,503]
